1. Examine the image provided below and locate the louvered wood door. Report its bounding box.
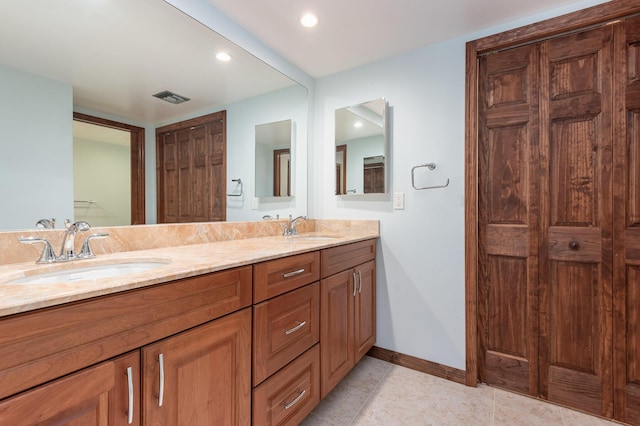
[478,25,615,416]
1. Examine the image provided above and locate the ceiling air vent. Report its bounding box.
[153,90,190,105]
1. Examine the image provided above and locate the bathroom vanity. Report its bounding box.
[0,220,377,425]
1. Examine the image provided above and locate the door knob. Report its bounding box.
[568,240,580,250]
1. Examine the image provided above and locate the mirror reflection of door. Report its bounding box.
[335,144,347,195]
[72,113,145,226]
[273,148,291,196]
[363,155,385,193]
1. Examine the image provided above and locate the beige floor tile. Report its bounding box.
[560,406,620,425]
[340,356,393,393]
[494,388,564,426]
[305,381,372,425]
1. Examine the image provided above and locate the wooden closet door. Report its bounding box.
[615,15,640,425]
[538,26,614,416]
[477,44,540,395]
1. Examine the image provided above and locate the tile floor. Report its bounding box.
[301,356,621,426]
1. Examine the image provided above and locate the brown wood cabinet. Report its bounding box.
[468,3,640,424]
[143,308,251,425]
[320,240,376,398]
[0,351,140,425]
[0,238,378,425]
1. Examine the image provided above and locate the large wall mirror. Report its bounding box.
[255,120,294,198]
[335,98,389,196]
[0,0,307,231]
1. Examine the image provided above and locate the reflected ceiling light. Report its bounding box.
[354,121,363,128]
[300,13,318,28]
[216,52,232,62]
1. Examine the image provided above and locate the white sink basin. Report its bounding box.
[7,260,170,285]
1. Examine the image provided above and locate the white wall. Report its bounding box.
[310,0,609,370]
[73,138,131,226]
[0,65,73,230]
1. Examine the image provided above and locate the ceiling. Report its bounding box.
[0,0,294,124]
[207,0,609,78]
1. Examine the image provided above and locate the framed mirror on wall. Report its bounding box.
[255,119,294,198]
[334,98,389,196]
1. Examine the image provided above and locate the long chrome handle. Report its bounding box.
[126,366,134,424]
[284,321,307,335]
[358,270,363,293]
[352,272,357,297]
[158,353,165,407]
[283,268,305,278]
[284,389,306,410]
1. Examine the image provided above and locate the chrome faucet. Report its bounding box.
[19,220,109,264]
[35,218,56,229]
[59,220,91,260]
[283,215,307,236]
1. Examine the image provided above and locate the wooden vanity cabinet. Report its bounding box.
[320,240,376,398]
[0,266,252,425]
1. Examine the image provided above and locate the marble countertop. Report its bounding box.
[0,233,377,318]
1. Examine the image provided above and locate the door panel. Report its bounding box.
[539,26,613,416]
[478,44,540,395]
[616,16,640,425]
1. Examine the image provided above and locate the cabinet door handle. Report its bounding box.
[352,272,358,297]
[126,366,134,424]
[283,389,306,410]
[158,353,165,407]
[358,270,363,293]
[283,268,305,278]
[284,321,307,335]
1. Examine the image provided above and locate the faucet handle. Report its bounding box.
[18,237,57,264]
[78,233,109,259]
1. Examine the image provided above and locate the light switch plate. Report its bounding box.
[251,198,259,210]
[393,192,405,210]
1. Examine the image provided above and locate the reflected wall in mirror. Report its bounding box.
[255,120,293,198]
[334,98,389,195]
[0,0,307,231]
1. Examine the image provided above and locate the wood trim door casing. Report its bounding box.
[73,112,145,225]
[465,0,640,389]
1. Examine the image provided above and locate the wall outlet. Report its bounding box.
[251,198,259,210]
[393,192,405,210]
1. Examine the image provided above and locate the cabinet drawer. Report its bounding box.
[253,345,320,426]
[253,282,320,385]
[254,251,320,302]
[321,239,376,278]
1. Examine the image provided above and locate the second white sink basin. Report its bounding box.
[7,260,170,285]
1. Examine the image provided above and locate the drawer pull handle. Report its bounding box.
[158,353,165,407]
[358,270,363,293]
[284,389,306,410]
[126,366,134,424]
[568,240,580,250]
[285,321,307,335]
[352,272,358,297]
[283,268,305,278]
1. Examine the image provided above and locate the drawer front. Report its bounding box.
[0,266,252,400]
[321,239,376,278]
[253,282,319,385]
[254,251,320,302]
[253,345,320,426]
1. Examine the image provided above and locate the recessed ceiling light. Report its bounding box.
[300,13,318,28]
[216,52,232,62]
[354,121,363,128]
